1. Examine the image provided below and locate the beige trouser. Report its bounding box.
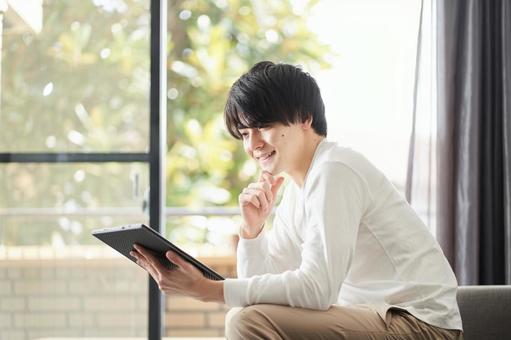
[225,304,463,340]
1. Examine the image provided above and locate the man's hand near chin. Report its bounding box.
[239,170,285,239]
[130,244,224,303]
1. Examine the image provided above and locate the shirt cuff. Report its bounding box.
[223,277,251,307]
[237,228,268,258]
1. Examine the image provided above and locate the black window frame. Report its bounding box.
[0,0,167,339]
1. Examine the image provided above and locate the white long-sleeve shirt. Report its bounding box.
[223,140,463,331]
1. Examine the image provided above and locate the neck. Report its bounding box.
[289,136,324,187]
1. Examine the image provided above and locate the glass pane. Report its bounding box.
[0,0,150,152]
[165,0,330,211]
[0,163,148,339]
[164,0,329,337]
[0,162,148,243]
[165,215,241,257]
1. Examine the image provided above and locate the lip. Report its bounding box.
[256,151,276,164]
[255,151,275,160]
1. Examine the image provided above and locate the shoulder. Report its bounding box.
[309,141,385,188]
[305,160,366,194]
[306,143,368,185]
[303,143,374,203]
[302,160,370,217]
[314,142,376,174]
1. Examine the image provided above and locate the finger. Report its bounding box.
[249,193,262,208]
[133,244,157,261]
[132,244,153,265]
[261,171,274,184]
[248,183,272,203]
[166,251,194,272]
[258,171,267,182]
[248,182,273,203]
[239,192,261,208]
[255,189,269,210]
[129,250,143,266]
[130,250,160,280]
[131,245,153,266]
[141,250,169,274]
[133,244,167,274]
[131,249,159,277]
[248,181,271,191]
[243,188,270,209]
[262,172,279,197]
[271,176,285,197]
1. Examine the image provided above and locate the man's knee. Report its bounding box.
[225,307,244,339]
[225,305,274,340]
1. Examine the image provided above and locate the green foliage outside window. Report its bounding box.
[0,0,330,247]
[166,0,330,208]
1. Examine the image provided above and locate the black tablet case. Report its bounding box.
[92,223,224,281]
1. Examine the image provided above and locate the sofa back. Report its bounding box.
[457,285,511,340]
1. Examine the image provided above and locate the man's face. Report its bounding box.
[238,123,304,175]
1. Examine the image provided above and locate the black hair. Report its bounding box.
[224,61,327,139]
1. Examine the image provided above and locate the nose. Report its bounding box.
[246,130,264,152]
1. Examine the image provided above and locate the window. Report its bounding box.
[162,0,331,336]
[1,1,151,338]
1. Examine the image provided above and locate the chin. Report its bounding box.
[261,165,274,174]
[266,166,281,175]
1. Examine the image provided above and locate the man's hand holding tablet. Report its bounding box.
[129,244,223,302]
[92,224,225,303]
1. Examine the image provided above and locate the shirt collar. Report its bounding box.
[302,138,329,189]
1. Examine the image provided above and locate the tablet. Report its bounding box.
[92,223,224,281]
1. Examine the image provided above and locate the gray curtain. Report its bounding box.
[407,0,511,285]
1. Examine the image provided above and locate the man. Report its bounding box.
[131,61,463,339]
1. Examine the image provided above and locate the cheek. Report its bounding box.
[242,140,251,155]
[262,131,281,144]
[271,132,287,144]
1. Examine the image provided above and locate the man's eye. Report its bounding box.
[240,132,248,138]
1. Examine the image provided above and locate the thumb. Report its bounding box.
[259,171,271,183]
[270,176,285,197]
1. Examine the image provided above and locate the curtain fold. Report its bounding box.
[407,0,511,285]
[503,0,511,284]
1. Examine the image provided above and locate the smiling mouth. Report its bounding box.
[257,151,276,162]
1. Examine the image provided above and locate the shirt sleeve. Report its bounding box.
[236,184,302,278]
[224,162,367,309]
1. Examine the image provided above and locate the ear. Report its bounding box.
[301,116,313,130]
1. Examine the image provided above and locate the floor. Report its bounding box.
[37,338,226,340]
